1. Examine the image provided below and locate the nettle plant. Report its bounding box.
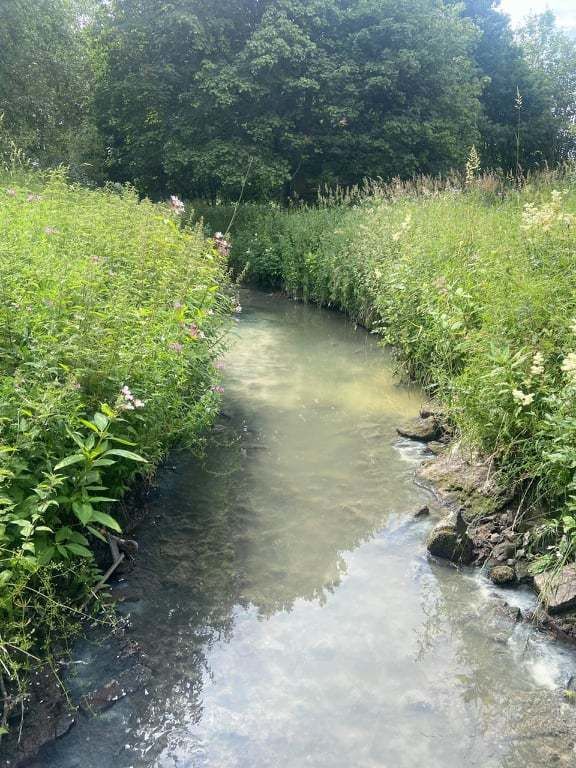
[0,404,146,567]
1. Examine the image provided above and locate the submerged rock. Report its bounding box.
[490,565,516,586]
[426,511,474,564]
[79,664,152,715]
[413,505,430,519]
[534,566,576,614]
[397,416,441,443]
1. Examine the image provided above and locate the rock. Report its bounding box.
[427,511,474,564]
[490,565,516,586]
[490,533,502,544]
[397,416,441,443]
[414,505,430,518]
[79,664,152,715]
[491,541,516,563]
[534,566,576,614]
[426,441,446,456]
[418,449,510,519]
[515,559,533,585]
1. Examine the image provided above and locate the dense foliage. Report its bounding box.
[93,0,576,199]
[228,170,576,569]
[0,168,230,724]
[0,0,101,174]
[2,1,575,199]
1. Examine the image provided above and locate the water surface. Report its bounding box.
[38,291,576,768]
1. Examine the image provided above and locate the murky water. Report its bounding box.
[38,291,576,768]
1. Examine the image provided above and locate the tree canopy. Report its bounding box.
[1,0,575,199]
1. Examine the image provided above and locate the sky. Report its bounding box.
[500,0,576,29]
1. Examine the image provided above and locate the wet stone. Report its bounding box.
[426,512,474,564]
[489,565,516,586]
[396,416,441,443]
[534,566,576,614]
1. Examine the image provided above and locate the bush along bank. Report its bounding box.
[230,170,576,635]
[0,171,232,741]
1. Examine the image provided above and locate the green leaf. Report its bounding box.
[103,449,147,463]
[37,546,55,565]
[65,542,93,558]
[72,501,93,525]
[90,511,122,533]
[87,525,107,542]
[0,570,12,586]
[93,412,109,432]
[54,454,85,471]
[78,418,100,434]
[92,458,116,467]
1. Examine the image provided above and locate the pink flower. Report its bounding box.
[121,385,133,400]
[27,194,41,202]
[91,255,101,264]
[133,399,145,409]
[187,323,199,339]
[44,226,58,236]
[173,301,183,310]
[169,195,185,215]
[169,342,184,353]
[6,189,16,197]
[211,385,225,395]
[215,361,225,370]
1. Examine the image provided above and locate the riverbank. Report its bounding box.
[0,169,231,746]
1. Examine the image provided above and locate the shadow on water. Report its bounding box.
[35,291,576,768]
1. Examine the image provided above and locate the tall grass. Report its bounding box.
[230,169,576,571]
[0,169,231,731]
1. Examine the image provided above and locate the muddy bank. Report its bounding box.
[399,411,576,647]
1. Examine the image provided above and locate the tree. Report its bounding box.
[456,0,562,170]
[0,0,98,169]
[95,0,483,200]
[517,11,576,161]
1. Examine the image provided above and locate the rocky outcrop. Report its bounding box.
[426,510,474,564]
[397,415,442,443]
[534,566,576,614]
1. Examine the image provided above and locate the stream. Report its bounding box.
[36,290,576,767]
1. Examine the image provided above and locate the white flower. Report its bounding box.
[530,352,544,376]
[561,352,576,379]
[512,389,535,407]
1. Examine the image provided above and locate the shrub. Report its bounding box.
[0,170,231,715]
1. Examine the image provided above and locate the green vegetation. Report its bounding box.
[228,169,576,569]
[2,2,576,200]
[0,166,230,726]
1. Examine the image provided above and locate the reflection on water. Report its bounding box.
[37,291,576,768]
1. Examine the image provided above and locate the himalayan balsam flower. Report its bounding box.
[27,194,41,203]
[530,352,544,377]
[169,342,183,353]
[214,232,231,258]
[44,226,59,236]
[211,385,225,394]
[169,195,185,215]
[215,360,225,370]
[512,389,535,407]
[6,188,16,197]
[120,385,145,410]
